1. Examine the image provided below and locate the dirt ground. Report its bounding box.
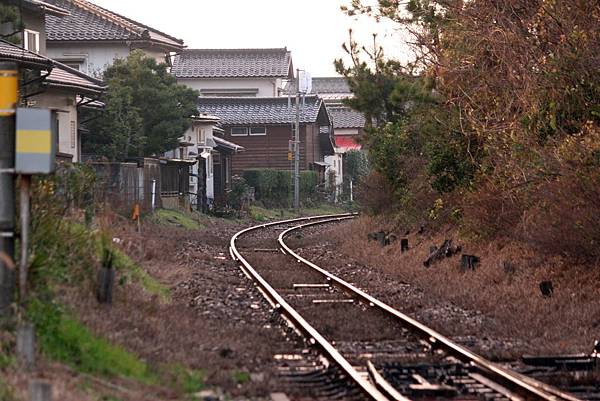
[4,211,599,400]
[294,215,600,358]
[2,215,314,401]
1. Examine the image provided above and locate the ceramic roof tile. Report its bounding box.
[173,48,292,79]
[0,39,53,69]
[46,62,105,93]
[45,0,183,48]
[197,96,323,125]
[329,107,366,129]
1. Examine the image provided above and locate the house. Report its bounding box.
[172,48,293,97]
[197,96,335,182]
[0,0,105,162]
[44,0,184,74]
[164,114,243,210]
[309,77,366,194]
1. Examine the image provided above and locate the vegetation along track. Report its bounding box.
[229,214,585,401]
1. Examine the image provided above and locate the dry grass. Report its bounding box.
[328,216,600,356]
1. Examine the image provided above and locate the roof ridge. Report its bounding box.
[200,95,319,101]
[183,47,288,53]
[69,0,144,38]
[66,0,183,44]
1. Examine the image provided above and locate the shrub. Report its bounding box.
[242,169,318,208]
[355,171,397,215]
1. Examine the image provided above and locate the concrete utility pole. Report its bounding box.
[0,62,18,316]
[294,69,300,212]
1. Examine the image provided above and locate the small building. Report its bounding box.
[164,115,244,211]
[197,95,335,180]
[172,48,293,98]
[44,0,184,74]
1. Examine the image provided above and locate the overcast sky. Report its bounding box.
[91,0,410,76]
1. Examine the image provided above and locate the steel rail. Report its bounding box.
[278,217,583,401]
[229,213,393,401]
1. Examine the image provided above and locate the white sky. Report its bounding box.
[91,0,411,76]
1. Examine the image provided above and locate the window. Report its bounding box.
[197,127,206,144]
[231,127,248,136]
[23,29,40,54]
[249,127,266,136]
[207,154,213,177]
[70,121,76,149]
[63,62,80,71]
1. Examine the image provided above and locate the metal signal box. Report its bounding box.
[15,108,55,175]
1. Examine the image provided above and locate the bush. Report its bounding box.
[242,169,318,208]
[356,171,397,215]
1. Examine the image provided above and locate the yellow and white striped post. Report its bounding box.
[15,108,55,174]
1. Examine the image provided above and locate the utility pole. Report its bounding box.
[0,62,18,317]
[294,69,300,212]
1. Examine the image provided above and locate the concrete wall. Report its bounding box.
[29,91,80,162]
[177,78,280,97]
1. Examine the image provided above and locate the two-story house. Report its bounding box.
[1,0,105,162]
[44,0,184,75]
[172,48,293,97]
[197,95,334,183]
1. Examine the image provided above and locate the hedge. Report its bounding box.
[242,169,318,207]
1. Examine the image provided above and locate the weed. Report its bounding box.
[249,204,347,222]
[110,247,169,301]
[0,378,15,401]
[160,363,205,394]
[232,371,250,384]
[149,209,204,230]
[29,299,155,383]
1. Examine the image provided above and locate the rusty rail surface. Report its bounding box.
[277,216,583,401]
[230,213,398,401]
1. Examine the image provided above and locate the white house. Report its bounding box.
[172,48,293,97]
[164,114,243,211]
[1,0,105,162]
[44,0,184,75]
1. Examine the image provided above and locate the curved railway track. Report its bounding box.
[229,213,584,401]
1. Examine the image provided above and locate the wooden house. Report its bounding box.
[197,95,335,181]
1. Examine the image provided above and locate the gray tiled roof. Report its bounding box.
[0,39,53,69]
[46,62,105,94]
[5,0,70,16]
[45,0,183,49]
[173,48,293,79]
[283,76,352,95]
[197,96,324,125]
[312,77,351,94]
[329,107,366,129]
[0,39,104,93]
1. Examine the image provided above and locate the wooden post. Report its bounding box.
[29,380,52,401]
[17,322,35,368]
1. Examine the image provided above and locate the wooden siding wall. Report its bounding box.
[223,124,313,173]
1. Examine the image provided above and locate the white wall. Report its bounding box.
[47,43,130,77]
[177,78,280,97]
[29,91,79,162]
[335,128,360,136]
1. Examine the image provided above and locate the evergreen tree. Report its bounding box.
[84,50,199,160]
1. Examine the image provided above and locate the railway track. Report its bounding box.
[229,213,585,401]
